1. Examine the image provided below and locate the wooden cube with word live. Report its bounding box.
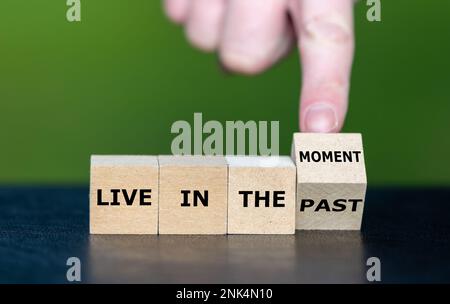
[226,156,296,234]
[158,155,228,234]
[90,155,159,234]
[292,133,367,230]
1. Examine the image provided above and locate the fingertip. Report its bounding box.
[219,0,291,75]
[219,51,267,75]
[185,27,217,52]
[300,102,341,133]
[164,0,189,24]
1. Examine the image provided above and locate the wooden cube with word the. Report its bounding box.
[226,156,296,234]
[90,155,159,234]
[158,155,228,234]
[292,133,367,230]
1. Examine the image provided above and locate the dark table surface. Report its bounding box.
[0,186,449,284]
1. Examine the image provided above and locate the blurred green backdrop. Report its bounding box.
[0,0,449,185]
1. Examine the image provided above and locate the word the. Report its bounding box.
[299,150,361,163]
[96,189,152,206]
[171,113,279,156]
[181,190,208,207]
[300,198,363,212]
[238,191,285,207]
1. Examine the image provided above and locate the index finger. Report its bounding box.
[291,0,355,132]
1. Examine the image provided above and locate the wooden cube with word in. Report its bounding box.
[158,155,228,234]
[90,155,159,234]
[226,156,296,234]
[292,133,367,230]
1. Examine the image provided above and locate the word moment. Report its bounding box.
[90,133,367,234]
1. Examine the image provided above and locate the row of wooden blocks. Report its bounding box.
[90,133,367,234]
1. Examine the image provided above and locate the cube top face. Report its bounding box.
[292,133,366,184]
[90,156,159,235]
[225,156,295,168]
[158,155,227,167]
[226,156,296,234]
[91,155,158,167]
[158,156,228,235]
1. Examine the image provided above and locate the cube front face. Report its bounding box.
[292,133,367,230]
[158,156,228,235]
[90,156,159,234]
[296,183,366,230]
[227,156,296,234]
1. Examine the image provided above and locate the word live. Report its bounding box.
[90,133,367,234]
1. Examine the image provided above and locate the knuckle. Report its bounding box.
[301,16,353,45]
[320,78,348,91]
[186,27,217,52]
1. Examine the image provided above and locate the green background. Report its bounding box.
[0,0,449,185]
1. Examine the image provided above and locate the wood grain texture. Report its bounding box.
[292,133,367,230]
[226,156,296,234]
[158,155,228,235]
[90,155,159,234]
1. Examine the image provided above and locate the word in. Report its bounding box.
[181,190,208,207]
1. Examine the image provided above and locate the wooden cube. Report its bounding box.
[292,133,367,230]
[90,155,159,234]
[158,155,228,234]
[226,156,296,234]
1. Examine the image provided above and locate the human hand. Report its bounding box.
[164,0,354,132]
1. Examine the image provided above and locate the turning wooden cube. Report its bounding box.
[226,156,296,234]
[158,155,228,234]
[90,155,159,234]
[292,133,367,230]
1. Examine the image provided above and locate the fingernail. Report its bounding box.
[304,103,338,133]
